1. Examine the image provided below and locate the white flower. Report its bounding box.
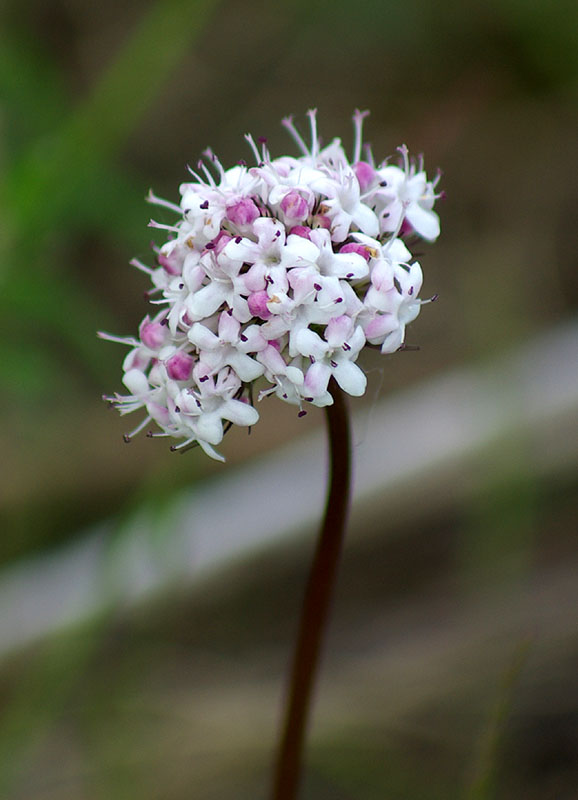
[295,316,367,400]
[188,310,267,382]
[103,111,441,459]
[374,146,441,241]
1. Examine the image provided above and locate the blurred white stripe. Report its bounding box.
[0,319,577,656]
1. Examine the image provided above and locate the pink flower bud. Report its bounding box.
[340,243,371,261]
[165,351,194,381]
[226,197,260,226]
[353,161,376,193]
[248,290,272,320]
[280,191,309,223]
[289,226,312,239]
[140,319,167,350]
[158,249,182,275]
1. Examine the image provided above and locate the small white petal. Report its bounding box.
[406,204,440,241]
[195,413,224,444]
[294,329,327,360]
[333,360,366,397]
[123,369,149,396]
[221,399,259,427]
[304,361,332,397]
[228,352,265,382]
[188,323,219,350]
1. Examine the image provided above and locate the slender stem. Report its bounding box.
[271,379,352,800]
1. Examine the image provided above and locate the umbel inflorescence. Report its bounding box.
[101,110,441,461]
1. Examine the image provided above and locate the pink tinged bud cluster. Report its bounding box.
[101,110,441,460]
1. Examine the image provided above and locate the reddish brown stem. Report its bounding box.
[271,380,352,800]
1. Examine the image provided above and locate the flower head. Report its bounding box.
[101,111,441,460]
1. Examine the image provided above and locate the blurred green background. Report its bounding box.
[1,0,577,797]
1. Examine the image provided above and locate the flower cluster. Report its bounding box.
[101,110,441,460]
